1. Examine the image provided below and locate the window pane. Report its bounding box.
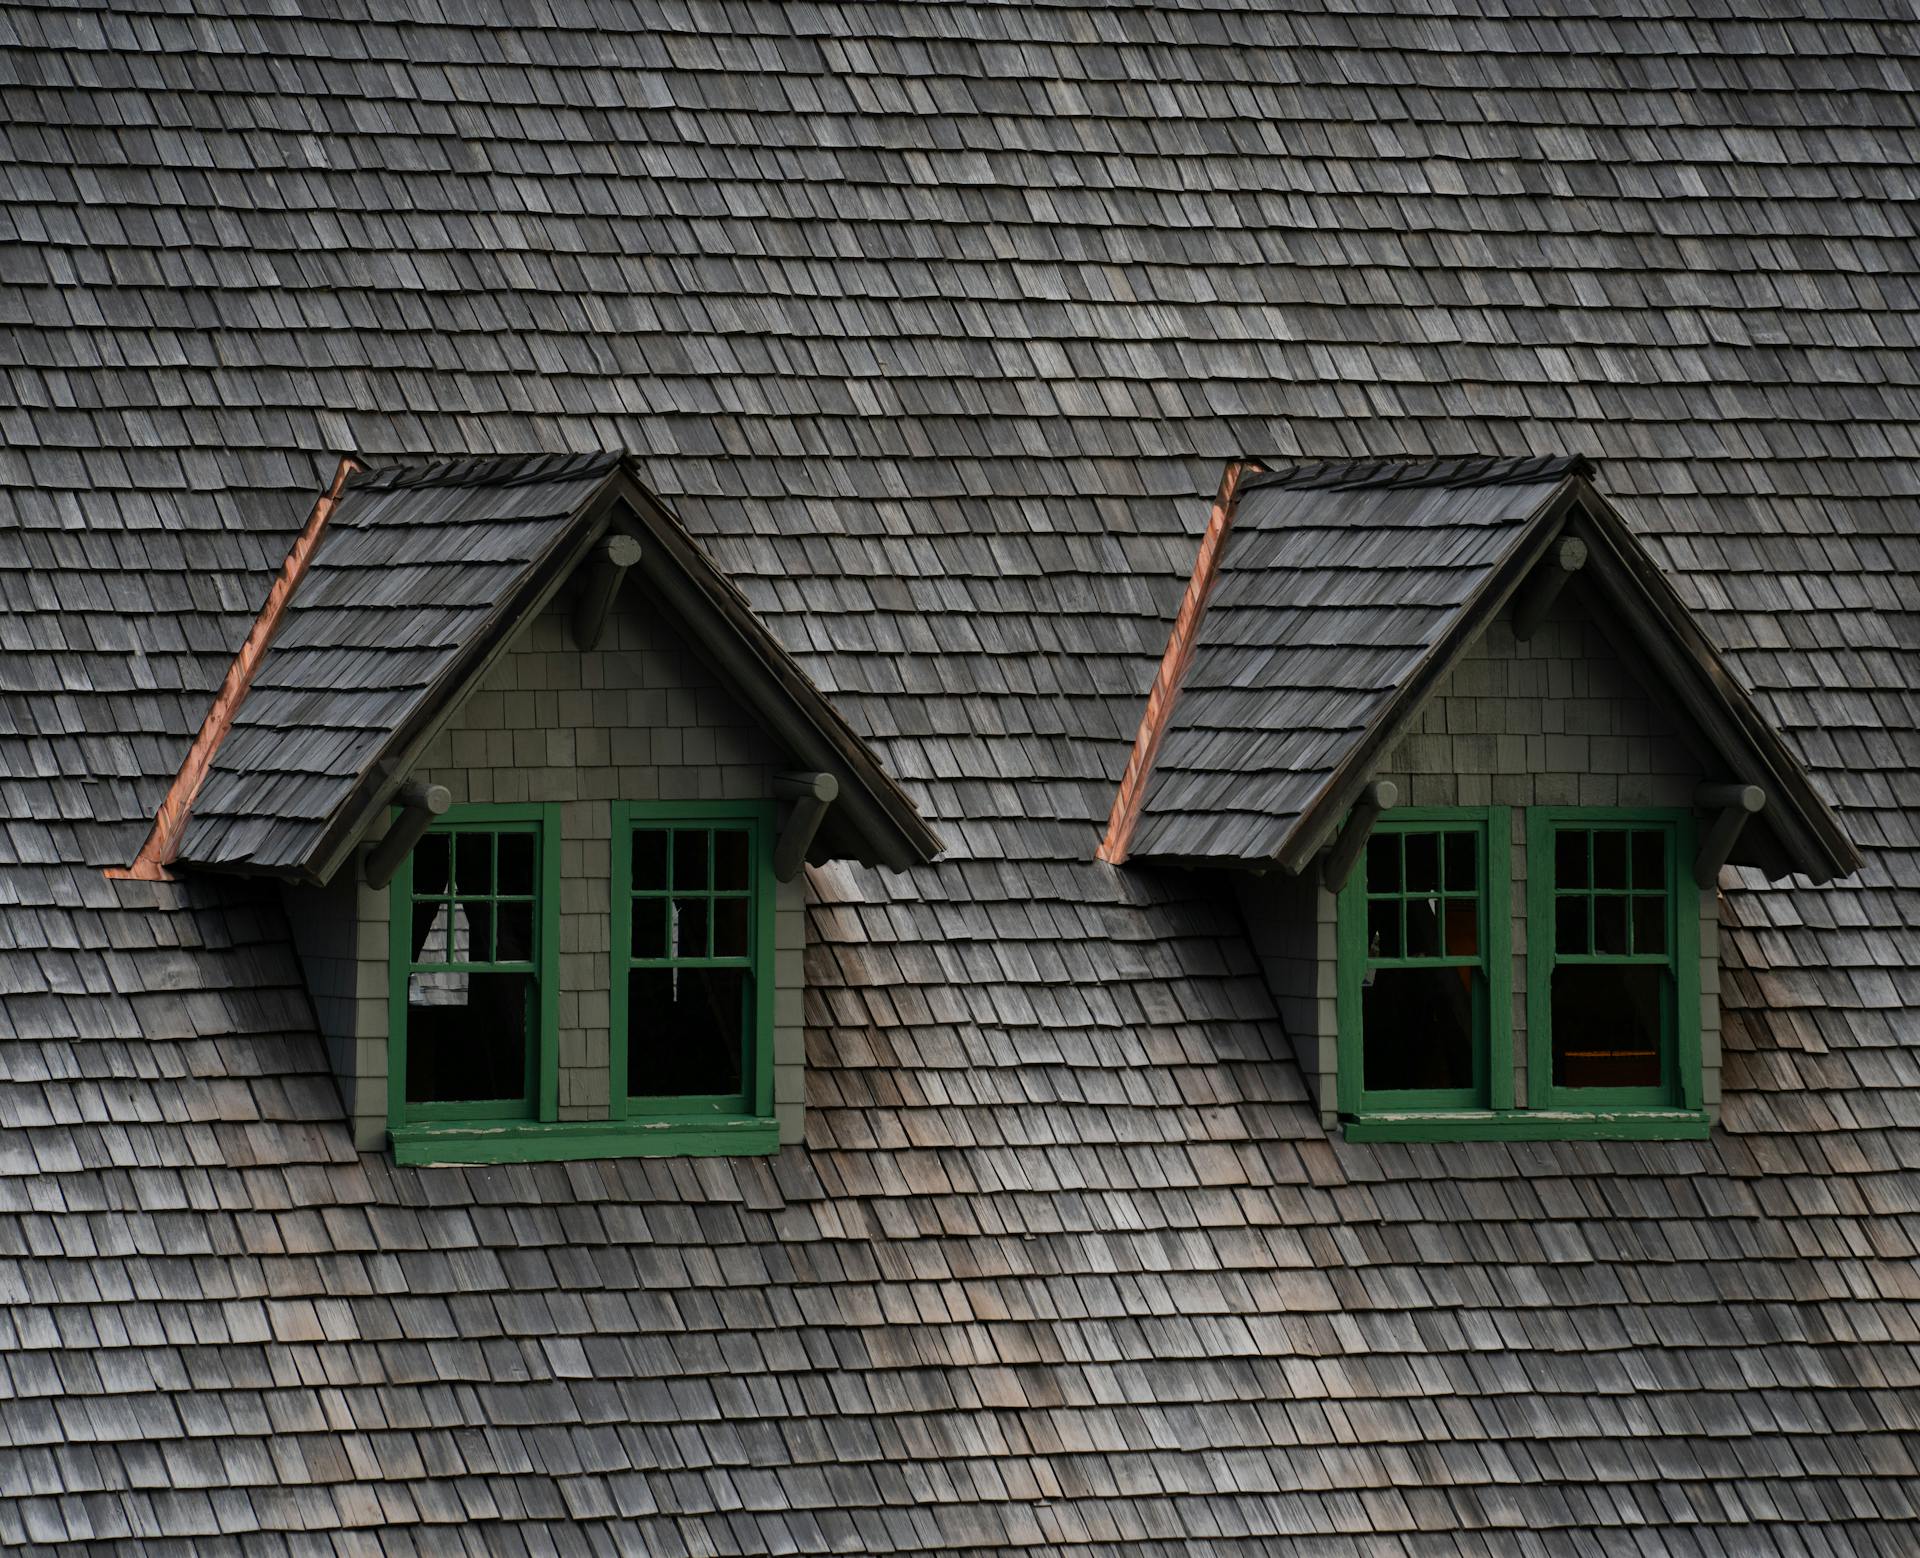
[714,897,750,958]
[1443,831,1475,893]
[714,829,751,892]
[1405,833,1440,893]
[1365,833,1400,894]
[413,833,450,896]
[497,901,534,963]
[628,967,747,1097]
[632,829,669,891]
[407,970,533,1104]
[1632,895,1667,956]
[673,829,709,891]
[458,900,493,964]
[1593,896,1628,956]
[1555,897,1589,955]
[498,832,535,896]
[413,900,451,963]
[1444,900,1478,957]
[455,831,492,896]
[1367,899,1400,961]
[1551,964,1663,1090]
[1362,966,1477,1093]
[673,899,709,959]
[1631,830,1664,890]
[1555,829,1587,889]
[1593,830,1627,890]
[631,897,668,959]
[1405,897,1441,957]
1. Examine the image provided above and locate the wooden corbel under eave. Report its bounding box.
[1693,781,1766,887]
[364,781,453,889]
[1319,780,1399,892]
[570,533,644,651]
[773,771,838,882]
[1512,534,1589,640]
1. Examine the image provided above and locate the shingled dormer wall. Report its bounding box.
[284,590,809,1152]
[1238,585,1721,1126]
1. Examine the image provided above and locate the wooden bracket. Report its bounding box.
[1319,780,1398,892]
[774,771,839,882]
[1693,781,1766,887]
[571,533,644,651]
[364,781,453,889]
[1512,535,1589,641]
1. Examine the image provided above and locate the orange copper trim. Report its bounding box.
[1096,458,1262,865]
[108,455,362,881]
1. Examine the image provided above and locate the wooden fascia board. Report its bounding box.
[607,471,944,871]
[293,479,628,887]
[1569,496,1860,884]
[1273,477,1585,875]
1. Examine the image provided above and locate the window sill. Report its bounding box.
[391,1114,779,1165]
[1342,1108,1709,1143]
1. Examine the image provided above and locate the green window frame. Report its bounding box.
[386,802,562,1131]
[1526,806,1700,1114]
[1336,807,1512,1118]
[610,800,777,1126]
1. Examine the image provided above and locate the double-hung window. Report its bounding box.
[388,805,560,1128]
[611,800,775,1126]
[1336,808,1510,1118]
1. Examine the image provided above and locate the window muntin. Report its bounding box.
[1533,814,1691,1108]
[611,801,775,1121]
[389,808,559,1125]
[1337,809,1510,1116]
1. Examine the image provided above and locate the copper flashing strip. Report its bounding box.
[1096,458,1262,865]
[108,455,361,881]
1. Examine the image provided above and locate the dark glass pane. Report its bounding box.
[1362,965,1477,1094]
[673,829,709,891]
[1632,895,1667,956]
[673,899,709,959]
[1631,830,1665,890]
[455,831,492,896]
[1405,833,1440,893]
[1444,900,1478,958]
[714,829,751,892]
[1555,829,1588,890]
[1594,830,1627,890]
[628,966,747,1097]
[714,897,750,958]
[497,901,534,963]
[458,900,494,964]
[1555,897,1589,955]
[1367,900,1400,960]
[631,829,669,891]
[631,897,668,960]
[413,833,450,896]
[1594,896,1628,956]
[1365,833,1400,894]
[1444,831,1475,893]
[1551,964,1664,1091]
[1405,897,1441,957]
[406,970,533,1104]
[413,900,451,964]
[498,832,535,896]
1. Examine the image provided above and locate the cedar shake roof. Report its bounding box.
[1118,456,1860,879]
[168,452,940,879]
[3,4,1919,1554]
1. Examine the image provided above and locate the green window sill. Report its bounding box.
[1342,1108,1710,1143]
[391,1114,779,1165]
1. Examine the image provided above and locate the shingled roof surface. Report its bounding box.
[3,2,1919,1553]
[1128,457,1583,864]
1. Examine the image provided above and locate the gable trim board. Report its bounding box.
[1107,457,1860,886]
[113,453,944,889]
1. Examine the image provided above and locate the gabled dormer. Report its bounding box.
[1101,456,1857,1144]
[112,453,941,1163]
